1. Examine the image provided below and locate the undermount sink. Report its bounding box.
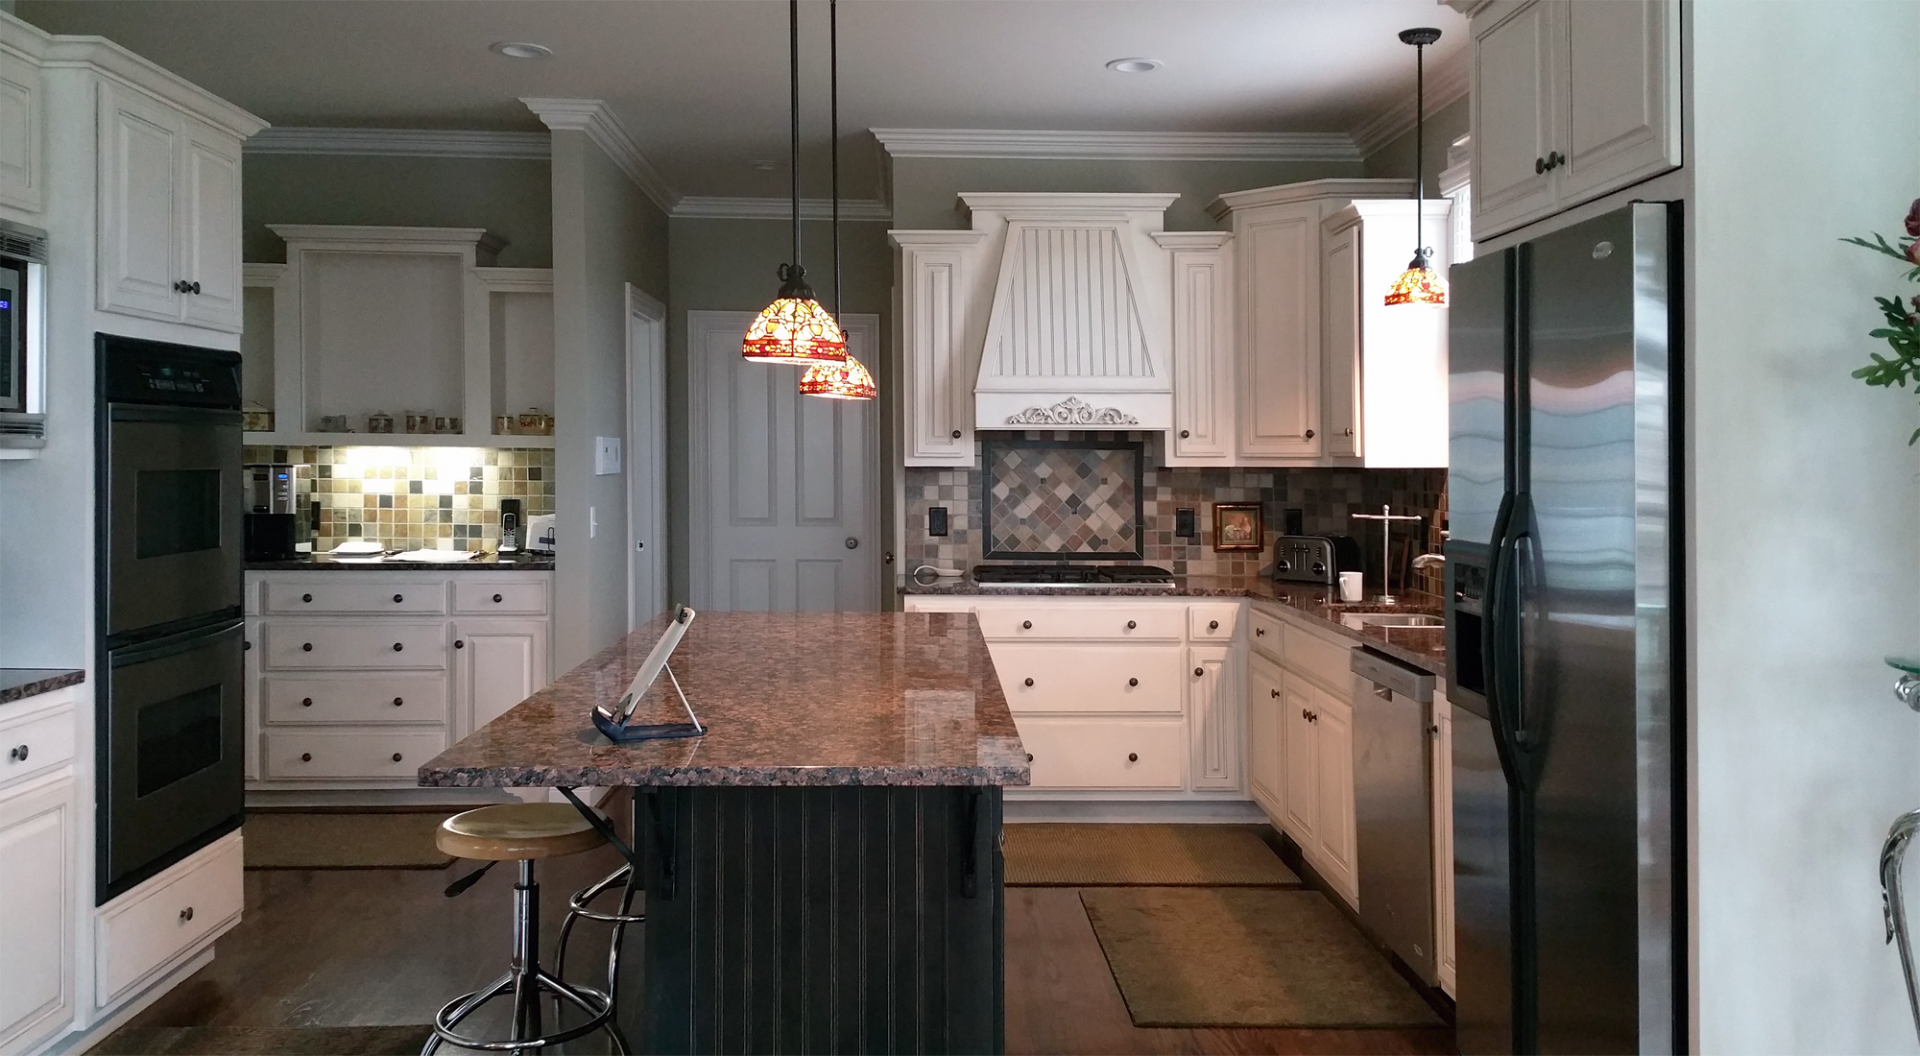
[1341,612,1446,630]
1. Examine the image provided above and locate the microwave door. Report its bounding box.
[0,258,22,413]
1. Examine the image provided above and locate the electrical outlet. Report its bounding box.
[595,436,622,475]
[590,506,598,539]
[1175,508,1197,539]
[929,506,949,537]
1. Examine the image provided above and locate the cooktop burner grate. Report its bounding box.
[971,564,1176,588]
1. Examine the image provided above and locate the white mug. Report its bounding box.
[1338,571,1364,603]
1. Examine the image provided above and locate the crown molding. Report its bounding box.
[872,128,1361,163]
[519,98,679,213]
[1208,177,1415,219]
[671,196,893,222]
[1348,45,1472,159]
[246,127,550,160]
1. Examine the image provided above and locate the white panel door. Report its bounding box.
[1314,688,1358,903]
[627,288,668,627]
[98,82,182,321]
[1237,203,1322,459]
[179,120,245,332]
[1471,0,1559,240]
[1320,221,1362,459]
[693,310,879,612]
[1557,0,1681,204]
[903,246,974,465]
[0,48,42,213]
[453,619,548,735]
[1282,680,1318,841]
[1187,644,1239,790]
[0,775,74,1055]
[1247,655,1285,821]
[1166,244,1234,464]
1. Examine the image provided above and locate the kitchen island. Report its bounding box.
[419,610,1028,1053]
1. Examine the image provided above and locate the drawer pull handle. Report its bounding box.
[455,640,465,649]
[1255,627,1266,637]
[302,593,313,603]
[1126,620,1137,630]
[7,744,26,763]
[1194,667,1205,677]
[1128,678,1138,687]
[393,697,404,707]
[392,642,404,652]
[301,697,313,707]
[1270,689,1280,699]
[179,906,194,922]
[493,593,503,603]
[392,752,403,763]
[302,642,313,652]
[393,594,404,603]
[1023,677,1034,687]
[1022,620,1033,630]
[301,752,312,762]
[1208,619,1220,631]
[1127,753,1138,763]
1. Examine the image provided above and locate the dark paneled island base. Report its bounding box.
[631,785,1004,1054]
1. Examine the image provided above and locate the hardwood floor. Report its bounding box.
[121,842,1455,1054]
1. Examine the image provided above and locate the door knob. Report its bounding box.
[493,593,503,603]
[301,752,312,762]
[1208,619,1219,631]
[1179,429,1190,438]
[392,753,403,762]
[179,906,194,922]
[1255,627,1266,637]
[8,744,26,762]
[392,642,404,652]
[1305,429,1315,440]
[301,697,313,707]
[1127,753,1138,763]
[393,697,404,707]
[302,593,313,603]
[1128,677,1139,687]
[455,640,465,649]
[1270,689,1280,698]
[1126,620,1136,630]
[302,642,313,652]
[845,537,859,549]
[1024,677,1034,687]
[1025,753,1033,763]
[393,594,404,603]
[1022,620,1032,630]
[951,430,963,439]
[1194,667,1205,677]
[1536,156,1548,174]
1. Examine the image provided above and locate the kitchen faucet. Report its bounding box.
[1412,553,1446,570]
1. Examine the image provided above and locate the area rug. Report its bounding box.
[1002,823,1300,886]
[91,1024,434,1055]
[243,811,455,870]
[1079,886,1442,1028]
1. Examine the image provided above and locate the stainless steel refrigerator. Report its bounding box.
[1444,202,1681,1054]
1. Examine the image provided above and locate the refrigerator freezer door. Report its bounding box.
[1453,702,1514,1056]
[1521,203,1676,1054]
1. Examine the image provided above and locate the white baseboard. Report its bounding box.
[40,948,214,1056]
[1002,799,1269,824]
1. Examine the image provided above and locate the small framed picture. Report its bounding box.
[1212,503,1264,552]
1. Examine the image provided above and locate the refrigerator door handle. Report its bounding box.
[1482,491,1527,787]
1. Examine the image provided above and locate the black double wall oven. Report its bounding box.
[96,334,245,903]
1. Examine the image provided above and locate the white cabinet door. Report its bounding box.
[1236,203,1323,459]
[1314,688,1358,904]
[1282,679,1318,841]
[1166,241,1234,464]
[1187,645,1239,790]
[179,119,245,332]
[1471,0,1559,240]
[1433,689,1456,996]
[243,617,261,781]
[1247,655,1285,822]
[0,46,43,213]
[901,243,975,465]
[1556,0,1681,205]
[1320,220,1362,459]
[453,619,549,735]
[0,774,74,1055]
[98,81,183,321]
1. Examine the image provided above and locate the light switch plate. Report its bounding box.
[595,436,622,475]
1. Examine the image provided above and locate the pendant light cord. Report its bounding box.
[831,0,840,317]
[789,0,801,276]
[1414,38,1425,262]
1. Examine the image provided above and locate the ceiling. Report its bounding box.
[13,0,1468,203]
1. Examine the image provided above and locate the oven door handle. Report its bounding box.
[107,404,243,428]
[108,619,244,667]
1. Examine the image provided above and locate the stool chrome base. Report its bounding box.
[424,860,630,1055]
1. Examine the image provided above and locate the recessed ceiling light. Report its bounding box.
[1105,57,1163,74]
[490,41,552,60]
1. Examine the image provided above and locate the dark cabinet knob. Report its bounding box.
[302,642,313,652]
[1128,677,1139,687]
[7,744,26,762]
[179,906,194,922]
[1023,677,1034,687]
[392,753,403,762]
[1536,156,1548,174]
[393,697,404,707]
[1021,620,1032,630]
[302,593,313,603]
[455,640,465,649]
[1126,620,1136,630]
[392,642,404,652]
[1025,753,1033,763]
[393,594,404,603]
[1194,667,1205,677]
[1127,753,1138,763]
[1208,619,1219,631]
[301,752,312,762]
[1179,429,1190,438]
[301,697,313,707]
[492,593,503,603]
[244,640,252,651]
[173,280,201,295]
[951,430,962,439]
[1301,709,1310,720]
[1255,627,1266,637]
[1270,689,1280,698]
[1304,429,1315,440]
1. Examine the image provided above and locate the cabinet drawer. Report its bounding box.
[264,730,449,780]
[262,623,448,670]
[97,833,242,1005]
[1285,622,1354,694]
[264,580,447,615]
[1188,603,1241,641]
[990,644,1184,714]
[0,703,76,789]
[262,676,449,726]
[973,606,1183,641]
[1248,607,1286,661]
[1016,718,1186,790]
[453,579,549,615]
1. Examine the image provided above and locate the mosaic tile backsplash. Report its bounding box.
[242,445,555,553]
[985,442,1140,557]
[904,432,1446,589]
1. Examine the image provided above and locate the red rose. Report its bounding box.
[1907,197,1920,237]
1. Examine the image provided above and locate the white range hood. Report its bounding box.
[961,193,1179,430]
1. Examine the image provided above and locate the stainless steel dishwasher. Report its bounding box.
[1352,645,1439,985]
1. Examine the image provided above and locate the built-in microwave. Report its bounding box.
[0,218,48,447]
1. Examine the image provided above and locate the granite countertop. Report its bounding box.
[0,669,86,706]
[418,611,1030,789]
[903,572,1446,677]
[247,553,555,572]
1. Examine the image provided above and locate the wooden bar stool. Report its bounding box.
[424,803,630,1055]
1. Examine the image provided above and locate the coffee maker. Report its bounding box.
[244,463,305,560]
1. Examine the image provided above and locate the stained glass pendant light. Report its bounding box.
[743,0,847,365]
[1385,27,1447,308]
[800,0,877,400]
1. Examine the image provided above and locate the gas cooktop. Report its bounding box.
[971,564,1176,590]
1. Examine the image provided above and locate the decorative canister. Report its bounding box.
[368,411,394,433]
[518,409,544,434]
[242,408,274,432]
[447,416,462,433]
[405,411,429,434]
[494,415,515,435]
[433,416,450,433]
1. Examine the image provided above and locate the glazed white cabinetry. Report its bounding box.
[97,79,256,331]
[0,33,44,214]
[1151,232,1235,465]
[1469,0,1682,239]
[892,231,987,465]
[246,571,551,790]
[0,688,78,1056]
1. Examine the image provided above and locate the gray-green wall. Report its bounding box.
[550,131,669,667]
[242,154,553,267]
[664,217,893,604]
[1361,97,1470,192]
